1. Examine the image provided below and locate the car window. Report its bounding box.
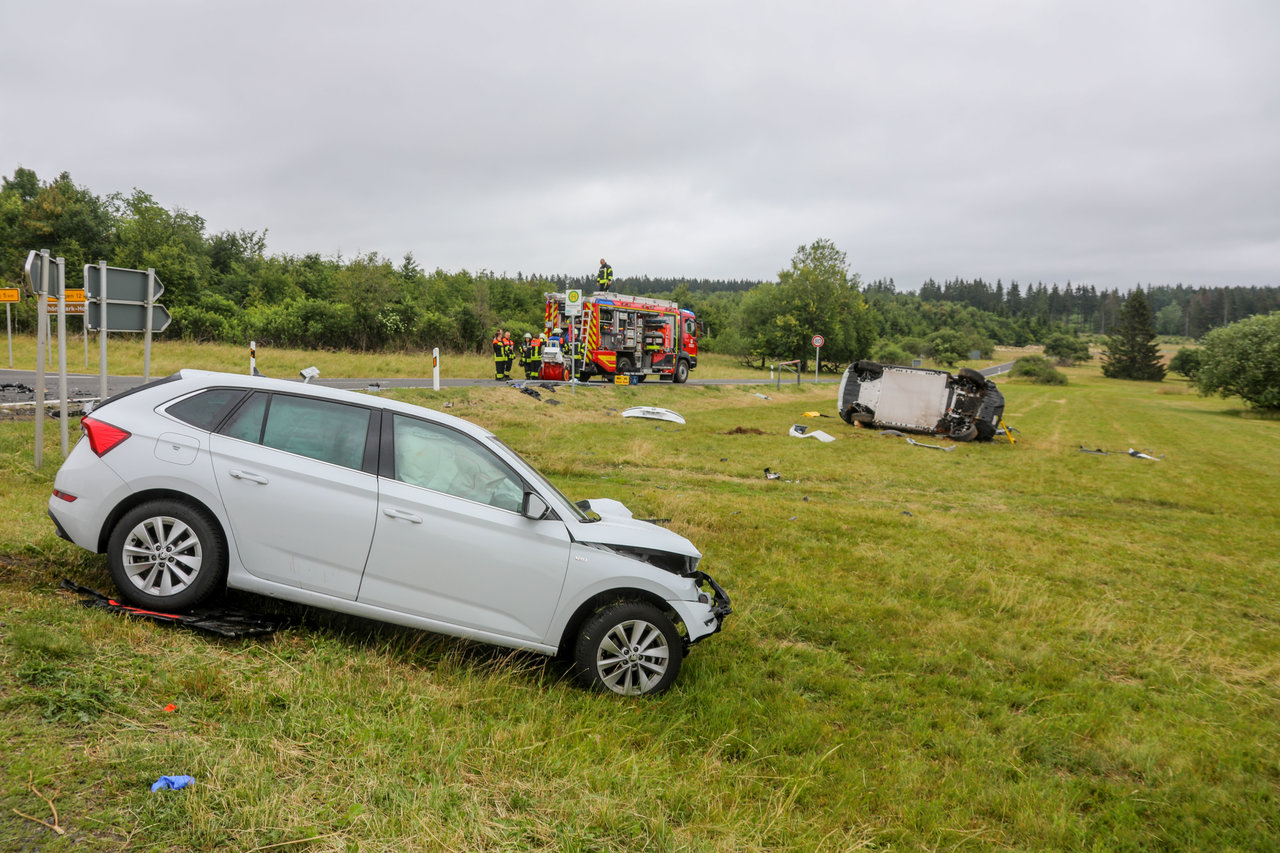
[261,395,371,471]
[219,392,269,443]
[391,414,524,512]
[166,388,249,431]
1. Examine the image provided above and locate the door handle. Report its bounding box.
[229,469,269,485]
[382,508,423,524]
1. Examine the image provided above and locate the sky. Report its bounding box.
[3,1,1278,291]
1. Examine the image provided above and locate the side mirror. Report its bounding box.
[522,492,551,520]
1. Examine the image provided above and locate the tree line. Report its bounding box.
[4,167,1275,373]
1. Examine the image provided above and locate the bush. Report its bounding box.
[1043,333,1091,365]
[1195,312,1280,410]
[870,340,913,366]
[1011,355,1068,385]
[1169,347,1204,380]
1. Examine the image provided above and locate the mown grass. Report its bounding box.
[1,343,1277,851]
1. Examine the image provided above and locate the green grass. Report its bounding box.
[2,343,1277,850]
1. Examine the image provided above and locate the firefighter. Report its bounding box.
[522,333,541,379]
[492,329,507,380]
[597,258,613,293]
[502,331,516,379]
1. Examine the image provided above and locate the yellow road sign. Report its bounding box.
[0,287,20,303]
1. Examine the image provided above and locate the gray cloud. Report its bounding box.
[3,0,1277,288]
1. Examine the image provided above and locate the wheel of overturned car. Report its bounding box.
[107,500,226,611]
[854,360,883,379]
[958,367,986,386]
[575,601,683,696]
[673,359,690,384]
[950,424,979,442]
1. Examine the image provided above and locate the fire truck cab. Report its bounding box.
[544,292,699,383]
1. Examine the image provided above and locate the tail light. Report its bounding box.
[81,416,131,456]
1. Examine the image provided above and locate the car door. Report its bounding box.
[359,412,572,643]
[209,391,379,600]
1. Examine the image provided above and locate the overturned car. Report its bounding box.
[837,361,1005,442]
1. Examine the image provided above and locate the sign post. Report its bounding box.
[0,285,18,367]
[564,290,583,391]
[812,334,825,381]
[24,250,67,467]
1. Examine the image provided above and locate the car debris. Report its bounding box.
[61,579,285,637]
[621,406,686,424]
[838,361,1005,441]
[788,424,836,442]
[905,437,957,452]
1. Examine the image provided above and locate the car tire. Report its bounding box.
[673,359,690,384]
[854,360,883,379]
[107,500,227,611]
[950,424,979,442]
[975,420,997,442]
[574,601,683,696]
[958,367,986,386]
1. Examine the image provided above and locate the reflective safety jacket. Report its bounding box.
[597,263,613,292]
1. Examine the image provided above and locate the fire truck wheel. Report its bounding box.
[615,356,634,376]
[673,360,690,384]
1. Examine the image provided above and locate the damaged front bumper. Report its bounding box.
[677,570,732,647]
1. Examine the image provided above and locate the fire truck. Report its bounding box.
[543,291,699,383]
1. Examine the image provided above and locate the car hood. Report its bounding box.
[570,498,702,559]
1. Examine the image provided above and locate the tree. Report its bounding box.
[1043,332,1091,365]
[738,239,875,370]
[1101,288,1165,381]
[1194,312,1280,410]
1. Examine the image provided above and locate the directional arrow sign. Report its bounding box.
[83,265,165,301]
[86,302,172,333]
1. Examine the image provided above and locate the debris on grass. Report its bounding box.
[789,424,836,442]
[150,775,194,792]
[905,437,956,452]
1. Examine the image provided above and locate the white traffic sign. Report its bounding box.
[565,289,583,316]
[812,334,825,348]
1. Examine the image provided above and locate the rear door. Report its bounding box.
[210,391,379,600]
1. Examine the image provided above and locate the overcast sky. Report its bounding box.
[4,1,1278,290]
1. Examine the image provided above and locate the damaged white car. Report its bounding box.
[48,370,730,695]
[838,361,1006,442]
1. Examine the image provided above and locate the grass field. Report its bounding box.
[2,342,1277,851]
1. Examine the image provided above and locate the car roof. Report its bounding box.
[170,369,493,438]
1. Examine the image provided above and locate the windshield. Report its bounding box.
[485,437,593,522]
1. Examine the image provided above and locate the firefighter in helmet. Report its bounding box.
[501,330,515,380]
[491,329,507,380]
[522,333,541,379]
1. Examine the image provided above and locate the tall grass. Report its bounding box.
[1,349,1277,850]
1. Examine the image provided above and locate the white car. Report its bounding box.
[48,370,730,695]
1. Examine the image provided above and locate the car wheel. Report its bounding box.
[958,367,986,386]
[575,601,683,696]
[107,500,226,610]
[854,359,883,379]
[673,359,690,383]
[950,424,978,442]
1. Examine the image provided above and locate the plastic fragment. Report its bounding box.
[151,775,194,792]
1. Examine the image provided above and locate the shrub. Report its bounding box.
[1043,333,1091,365]
[870,340,913,366]
[1011,355,1068,385]
[1169,348,1204,380]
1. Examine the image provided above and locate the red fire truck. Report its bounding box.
[543,292,700,383]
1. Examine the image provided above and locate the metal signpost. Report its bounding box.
[812,334,824,381]
[24,250,70,465]
[1,285,17,367]
[564,289,582,393]
[84,262,171,399]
